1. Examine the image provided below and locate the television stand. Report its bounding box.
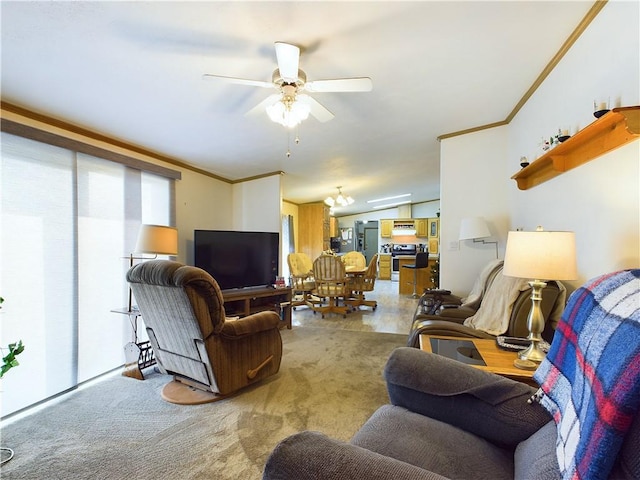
[221,286,292,329]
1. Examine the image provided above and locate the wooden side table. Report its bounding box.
[111,308,156,380]
[419,334,537,386]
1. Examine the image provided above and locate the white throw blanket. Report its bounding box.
[463,273,530,335]
[460,260,504,310]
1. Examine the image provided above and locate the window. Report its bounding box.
[1,132,174,417]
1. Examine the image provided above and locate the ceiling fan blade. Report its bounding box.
[246,94,281,117]
[297,94,334,123]
[202,74,273,89]
[274,42,300,83]
[305,77,373,93]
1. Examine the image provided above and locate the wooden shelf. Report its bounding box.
[512,106,640,190]
[221,287,292,329]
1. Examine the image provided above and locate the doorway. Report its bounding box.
[362,222,379,265]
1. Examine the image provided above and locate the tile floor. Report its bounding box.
[291,279,419,336]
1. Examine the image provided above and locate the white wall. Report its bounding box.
[508,0,639,289]
[440,126,509,295]
[231,174,282,233]
[175,169,233,265]
[440,0,640,295]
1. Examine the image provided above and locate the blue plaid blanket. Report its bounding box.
[533,269,640,480]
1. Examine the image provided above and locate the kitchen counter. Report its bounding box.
[398,256,435,295]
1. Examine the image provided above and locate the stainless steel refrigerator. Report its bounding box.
[339,227,355,252]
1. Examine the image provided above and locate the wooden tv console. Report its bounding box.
[221,286,292,330]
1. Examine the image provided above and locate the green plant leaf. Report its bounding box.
[1,340,24,378]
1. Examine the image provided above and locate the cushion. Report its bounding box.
[514,421,561,480]
[351,405,514,479]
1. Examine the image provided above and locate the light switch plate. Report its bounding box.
[448,241,459,251]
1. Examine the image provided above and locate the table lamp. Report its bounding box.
[503,226,576,364]
[127,224,178,311]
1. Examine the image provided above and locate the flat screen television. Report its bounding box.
[194,230,279,291]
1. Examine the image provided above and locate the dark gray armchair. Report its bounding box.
[127,260,282,404]
[263,270,640,480]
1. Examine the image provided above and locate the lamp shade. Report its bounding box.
[459,217,491,240]
[134,224,178,255]
[503,230,577,281]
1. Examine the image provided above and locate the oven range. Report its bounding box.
[391,244,417,282]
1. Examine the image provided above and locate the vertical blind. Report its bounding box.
[281,215,295,281]
[0,132,174,417]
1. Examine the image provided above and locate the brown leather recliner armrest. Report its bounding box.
[407,319,496,347]
[416,291,463,316]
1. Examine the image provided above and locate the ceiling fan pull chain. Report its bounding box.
[286,130,291,157]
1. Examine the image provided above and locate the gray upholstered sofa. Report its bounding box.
[263,270,640,480]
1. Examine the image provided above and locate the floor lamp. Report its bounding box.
[503,227,576,366]
[459,217,498,259]
[127,224,178,312]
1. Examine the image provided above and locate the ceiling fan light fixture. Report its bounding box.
[266,93,310,128]
[204,42,371,128]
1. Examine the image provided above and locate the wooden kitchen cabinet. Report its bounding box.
[378,253,391,280]
[330,216,339,237]
[415,218,428,238]
[380,219,393,238]
[298,203,330,260]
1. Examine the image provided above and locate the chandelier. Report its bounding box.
[324,186,354,208]
[266,84,310,128]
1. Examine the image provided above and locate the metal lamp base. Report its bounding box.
[518,340,547,363]
[518,279,548,363]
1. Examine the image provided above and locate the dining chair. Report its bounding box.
[287,252,321,310]
[311,255,350,318]
[346,253,379,311]
[341,251,367,271]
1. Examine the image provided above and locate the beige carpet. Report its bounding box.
[0,327,406,479]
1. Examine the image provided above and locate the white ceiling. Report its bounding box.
[1,1,596,216]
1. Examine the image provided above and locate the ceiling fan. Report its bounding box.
[203,42,373,126]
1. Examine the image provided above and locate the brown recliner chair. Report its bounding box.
[407,260,565,347]
[127,260,282,404]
